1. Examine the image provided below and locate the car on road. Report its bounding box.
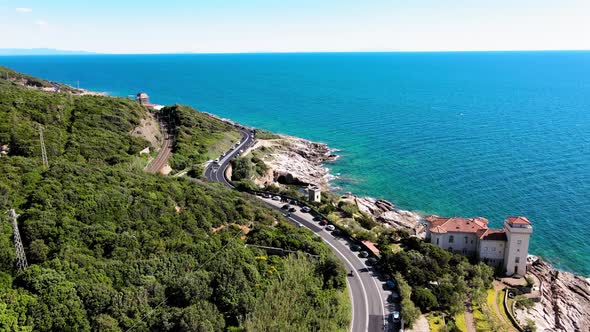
[386,280,396,289]
[272,196,281,201]
[288,207,296,212]
[366,257,378,266]
[301,206,311,213]
[282,204,290,210]
[319,219,328,226]
[350,244,362,251]
[325,225,335,231]
[262,193,271,198]
[239,149,244,153]
[391,311,401,322]
[312,215,322,221]
[359,251,369,258]
[282,212,291,217]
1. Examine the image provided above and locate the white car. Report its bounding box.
[325,225,335,231]
[272,196,281,201]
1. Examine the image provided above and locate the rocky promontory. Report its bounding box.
[340,193,425,235]
[516,257,590,332]
[244,134,337,190]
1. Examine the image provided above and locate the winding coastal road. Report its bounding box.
[205,129,396,332]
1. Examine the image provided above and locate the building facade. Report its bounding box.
[425,215,532,276]
[308,186,321,203]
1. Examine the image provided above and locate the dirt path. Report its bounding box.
[464,298,476,332]
[406,314,429,332]
[492,282,517,332]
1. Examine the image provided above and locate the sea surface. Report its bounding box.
[1,52,589,275]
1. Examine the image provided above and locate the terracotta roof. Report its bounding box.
[427,215,489,234]
[479,229,507,241]
[506,216,531,225]
[361,240,380,257]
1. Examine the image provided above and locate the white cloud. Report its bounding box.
[35,20,47,26]
[16,7,32,13]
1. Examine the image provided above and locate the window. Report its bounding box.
[517,249,520,252]
[464,236,468,244]
[436,238,440,245]
[517,240,522,245]
[492,247,496,252]
[449,235,454,243]
[515,257,520,264]
[448,247,453,252]
[471,240,474,244]
[499,251,502,254]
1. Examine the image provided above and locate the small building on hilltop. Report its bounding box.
[136,92,150,105]
[425,215,532,276]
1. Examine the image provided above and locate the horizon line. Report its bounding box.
[1,48,590,56]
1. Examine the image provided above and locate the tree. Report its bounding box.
[413,287,438,312]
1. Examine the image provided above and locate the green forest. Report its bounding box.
[0,67,350,332]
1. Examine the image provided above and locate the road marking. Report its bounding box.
[286,213,369,332]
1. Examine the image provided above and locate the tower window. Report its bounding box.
[436,238,439,245]
[517,240,522,245]
[515,257,520,263]
[464,236,468,244]
[449,235,454,243]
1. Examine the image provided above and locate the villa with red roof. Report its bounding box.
[425,215,533,276]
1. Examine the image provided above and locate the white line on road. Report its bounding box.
[289,215,369,332]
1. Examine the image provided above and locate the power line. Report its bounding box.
[125,227,248,331]
[6,209,28,272]
[38,125,48,168]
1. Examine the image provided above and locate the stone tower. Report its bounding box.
[503,216,533,276]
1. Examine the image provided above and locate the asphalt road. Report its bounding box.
[205,129,396,332]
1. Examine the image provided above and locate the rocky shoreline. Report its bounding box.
[245,130,590,331]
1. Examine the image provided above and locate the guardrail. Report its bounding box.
[504,289,525,332]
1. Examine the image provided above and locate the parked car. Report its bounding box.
[325,225,335,231]
[288,207,296,212]
[272,196,281,201]
[391,311,401,322]
[319,219,328,226]
[301,206,311,213]
[313,215,322,221]
[350,244,362,251]
[359,251,369,258]
[366,257,378,266]
[282,204,290,210]
[262,193,271,198]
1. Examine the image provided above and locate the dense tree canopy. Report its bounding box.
[0,68,350,331]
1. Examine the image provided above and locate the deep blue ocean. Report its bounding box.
[1,52,589,275]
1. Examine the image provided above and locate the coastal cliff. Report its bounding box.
[517,257,590,332]
[244,134,337,190]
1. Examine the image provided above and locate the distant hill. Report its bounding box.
[0,48,97,56]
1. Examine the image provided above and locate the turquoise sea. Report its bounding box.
[1,52,589,275]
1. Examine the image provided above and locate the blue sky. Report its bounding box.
[1,0,589,53]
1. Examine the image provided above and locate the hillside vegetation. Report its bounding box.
[0,67,350,332]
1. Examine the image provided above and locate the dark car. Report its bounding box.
[288,207,296,212]
[313,215,322,221]
[350,244,362,251]
[359,251,369,258]
[282,204,290,210]
[366,257,378,266]
[319,219,328,226]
